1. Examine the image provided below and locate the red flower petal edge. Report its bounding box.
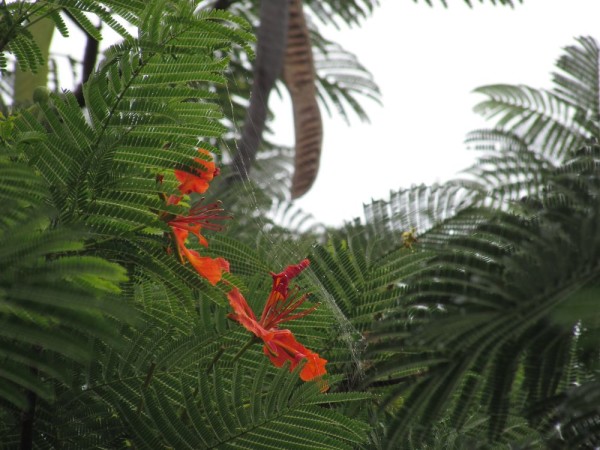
[227,259,327,387]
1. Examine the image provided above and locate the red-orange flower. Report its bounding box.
[172,227,229,285]
[168,200,230,248]
[227,259,327,384]
[163,199,231,285]
[168,148,220,205]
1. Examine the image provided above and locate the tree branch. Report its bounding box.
[62,10,100,107]
[19,347,41,450]
[212,0,235,10]
[227,0,290,183]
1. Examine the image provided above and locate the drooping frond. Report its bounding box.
[284,0,323,199]
[305,0,379,27]
[312,34,381,124]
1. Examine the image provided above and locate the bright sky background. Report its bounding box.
[49,1,600,227]
[271,0,600,226]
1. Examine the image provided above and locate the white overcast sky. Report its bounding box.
[50,1,600,227]
[272,0,600,226]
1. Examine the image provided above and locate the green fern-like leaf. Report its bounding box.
[368,144,600,447]
[0,161,132,411]
[473,36,600,161]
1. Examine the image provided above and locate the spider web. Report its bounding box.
[221,75,368,380]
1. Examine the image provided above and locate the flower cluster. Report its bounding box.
[227,259,327,386]
[159,149,327,386]
[160,148,229,285]
[169,201,231,286]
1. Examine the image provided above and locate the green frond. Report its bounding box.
[553,36,600,129]
[0,0,139,75]
[111,363,370,449]
[473,37,600,161]
[46,9,69,38]
[463,129,557,208]
[8,3,253,296]
[12,271,367,448]
[0,162,133,410]
[474,84,588,159]
[537,382,600,449]
[363,183,479,249]
[368,144,600,446]
[6,28,45,73]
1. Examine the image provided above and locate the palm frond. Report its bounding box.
[473,36,600,160]
[306,0,379,27]
[463,129,557,208]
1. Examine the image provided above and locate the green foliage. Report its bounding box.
[348,37,600,448]
[0,159,131,411]
[0,6,373,443]
[2,1,600,448]
[9,1,253,297]
[474,36,600,160]
[0,0,137,73]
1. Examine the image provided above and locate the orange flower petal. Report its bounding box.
[184,248,226,285]
[227,260,326,386]
[262,329,327,382]
[172,227,188,248]
[175,170,211,195]
[299,352,328,382]
[173,148,219,196]
[227,288,269,338]
[167,194,182,205]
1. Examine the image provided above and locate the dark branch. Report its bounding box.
[19,347,41,450]
[62,10,100,107]
[72,30,99,106]
[212,0,235,10]
[227,0,290,183]
[19,389,36,450]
